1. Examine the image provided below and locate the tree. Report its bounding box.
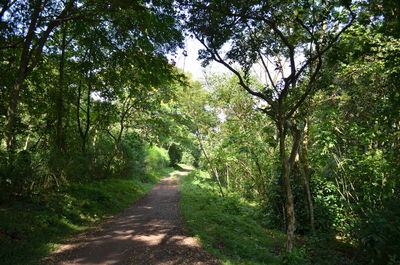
[173,77,226,195]
[1,0,77,155]
[181,0,355,250]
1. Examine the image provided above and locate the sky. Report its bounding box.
[169,37,229,82]
[169,36,299,90]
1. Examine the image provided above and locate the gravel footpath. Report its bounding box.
[43,170,219,265]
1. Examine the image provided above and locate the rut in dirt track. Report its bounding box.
[43,170,219,265]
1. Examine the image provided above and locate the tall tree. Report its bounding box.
[181,0,355,250]
[2,0,77,154]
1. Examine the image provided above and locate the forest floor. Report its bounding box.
[42,170,218,265]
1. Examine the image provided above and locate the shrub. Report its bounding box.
[168,143,182,167]
[358,200,400,264]
[145,145,170,172]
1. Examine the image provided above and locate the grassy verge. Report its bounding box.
[180,170,285,265]
[0,167,174,265]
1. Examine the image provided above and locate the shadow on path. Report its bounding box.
[43,171,218,265]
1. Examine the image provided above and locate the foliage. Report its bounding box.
[168,143,183,167]
[282,247,310,265]
[181,0,356,251]
[306,21,400,260]
[175,0,400,260]
[0,0,187,197]
[357,202,400,264]
[145,145,171,174]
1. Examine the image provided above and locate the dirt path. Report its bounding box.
[43,170,218,265]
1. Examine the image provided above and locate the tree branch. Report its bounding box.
[286,55,322,119]
[197,36,275,107]
[0,0,17,20]
[257,51,278,93]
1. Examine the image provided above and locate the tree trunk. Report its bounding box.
[5,0,75,155]
[196,131,224,197]
[76,76,91,154]
[225,162,229,189]
[299,120,315,234]
[56,24,67,152]
[106,122,124,172]
[6,0,40,153]
[278,118,301,252]
[6,79,23,154]
[23,133,30,150]
[279,130,296,252]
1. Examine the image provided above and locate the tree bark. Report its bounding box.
[5,0,42,155]
[56,23,68,152]
[278,127,295,251]
[278,118,302,252]
[77,76,91,154]
[298,120,315,234]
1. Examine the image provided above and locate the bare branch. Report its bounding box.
[257,51,278,93]
[0,0,17,19]
[286,55,322,119]
[196,36,275,107]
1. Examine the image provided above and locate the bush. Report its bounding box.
[180,151,196,166]
[145,145,170,172]
[168,143,182,166]
[358,200,400,264]
[112,134,148,179]
[0,151,35,196]
[282,248,310,265]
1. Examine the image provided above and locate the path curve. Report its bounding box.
[43,170,218,265]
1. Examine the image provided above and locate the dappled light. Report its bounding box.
[43,172,217,265]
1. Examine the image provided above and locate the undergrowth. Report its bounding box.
[180,170,367,265]
[180,170,285,265]
[0,167,174,265]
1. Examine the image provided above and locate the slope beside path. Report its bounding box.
[43,170,218,265]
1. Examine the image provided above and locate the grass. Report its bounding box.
[0,167,174,265]
[180,170,285,265]
[180,170,367,265]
